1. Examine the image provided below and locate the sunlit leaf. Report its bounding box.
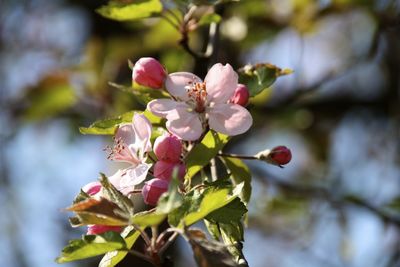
[131,210,166,227]
[56,232,126,263]
[169,183,244,227]
[198,13,221,26]
[99,226,141,267]
[79,109,162,135]
[185,131,229,180]
[238,63,292,97]
[206,198,247,224]
[97,0,163,21]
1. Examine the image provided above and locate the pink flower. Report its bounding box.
[141,178,169,206]
[153,160,186,181]
[87,225,123,235]
[106,113,152,194]
[147,63,253,141]
[230,83,250,106]
[132,57,167,89]
[153,134,182,163]
[270,146,292,165]
[82,181,102,196]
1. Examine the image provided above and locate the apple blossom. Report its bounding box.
[106,113,152,194]
[270,146,292,165]
[147,63,253,141]
[142,178,169,206]
[153,134,182,163]
[132,57,167,89]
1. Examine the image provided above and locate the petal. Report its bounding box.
[147,99,185,118]
[166,111,203,141]
[119,163,152,194]
[208,103,253,136]
[165,72,202,100]
[115,124,135,147]
[205,63,238,104]
[132,113,152,155]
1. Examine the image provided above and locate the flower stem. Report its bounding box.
[217,153,258,160]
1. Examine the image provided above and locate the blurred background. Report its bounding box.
[1,0,400,266]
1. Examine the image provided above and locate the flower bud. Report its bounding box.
[230,84,250,106]
[153,160,186,181]
[82,181,102,196]
[87,225,123,235]
[154,134,182,163]
[142,178,169,206]
[255,146,292,167]
[132,57,167,89]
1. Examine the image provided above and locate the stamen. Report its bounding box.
[186,80,207,113]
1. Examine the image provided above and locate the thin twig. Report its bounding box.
[158,232,179,255]
[126,249,154,263]
[131,223,152,247]
[210,158,218,181]
[218,152,258,160]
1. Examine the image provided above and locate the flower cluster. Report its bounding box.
[136,58,253,141]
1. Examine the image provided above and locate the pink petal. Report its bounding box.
[147,99,185,118]
[166,111,203,141]
[208,103,252,136]
[165,72,202,100]
[204,63,238,104]
[132,113,152,155]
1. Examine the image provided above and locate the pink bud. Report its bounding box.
[270,146,292,165]
[82,182,102,196]
[87,225,123,235]
[153,160,186,181]
[230,84,250,106]
[132,57,167,89]
[142,178,169,206]
[154,134,182,163]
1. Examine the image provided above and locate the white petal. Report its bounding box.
[147,99,185,118]
[132,113,152,156]
[204,63,238,104]
[119,163,152,194]
[166,111,203,141]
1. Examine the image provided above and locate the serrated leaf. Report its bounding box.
[185,228,239,267]
[56,232,126,263]
[221,158,251,205]
[238,63,292,97]
[219,223,247,265]
[170,183,244,227]
[206,198,247,224]
[185,131,229,180]
[79,111,134,135]
[109,82,170,106]
[99,173,134,217]
[99,226,141,267]
[66,198,128,226]
[198,13,221,26]
[97,0,163,21]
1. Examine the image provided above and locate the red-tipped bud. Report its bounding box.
[154,161,186,181]
[230,83,250,106]
[87,225,123,235]
[270,146,292,165]
[142,178,169,206]
[82,181,102,196]
[154,134,182,163]
[132,57,167,89]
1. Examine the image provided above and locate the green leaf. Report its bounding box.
[170,183,244,227]
[79,111,134,135]
[238,63,292,97]
[221,158,251,205]
[156,173,183,213]
[99,226,141,267]
[56,232,126,263]
[206,198,247,224]
[185,228,239,267]
[219,223,247,265]
[185,131,229,180]
[109,82,170,106]
[131,210,167,227]
[198,13,221,26]
[97,0,163,21]
[79,109,162,135]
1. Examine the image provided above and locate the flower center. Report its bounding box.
[186,81,207,113]
[105,137,140,165]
